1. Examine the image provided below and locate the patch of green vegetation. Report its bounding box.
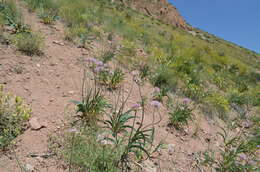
[13,32,44,56]
[0,85,31,150]
[63,127,121,172]
[0,0,22,25]
[200,127,259,172]
[168,98,193,129]
[23,0,59,25]
[64,69,161,171]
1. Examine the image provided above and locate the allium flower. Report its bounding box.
[239,154,248,161]
[94,60,103,66]
[242,121,252,128]
[150,100,161,108]
[132,103,141,110]
[154,87,160,93]
[257,145,260,148]
[94,66,104,73]
[183,98,191,104]
[86,57,96,63]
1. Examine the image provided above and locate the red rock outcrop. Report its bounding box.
[114,0,192,30]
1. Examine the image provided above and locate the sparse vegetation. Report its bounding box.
[168,98,193,129]
[0,85,31,150]
[13,32,44,56]
[200,128,259,172]
[65,67,161,171]
[0,0,259,171]
[23,0,58,25]
[50,0,259,122]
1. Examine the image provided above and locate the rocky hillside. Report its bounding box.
[114,0,192,30]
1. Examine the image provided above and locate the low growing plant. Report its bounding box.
[71,88,109,126]
[201,128,259,172]
[64,127,122,172]
[169,98,193,129]
[0,85,31,150]
[13,32,44,56]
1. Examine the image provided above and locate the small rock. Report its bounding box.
[29,117,44,130]
[24,163,34,172]
[53,40,64,46]
[36,64,40,67]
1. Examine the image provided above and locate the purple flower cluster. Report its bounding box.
[183,98,191,105]
[86,58,110,74]
[86,57,103,66]
[132,103,141,110]
[150,100,161,108]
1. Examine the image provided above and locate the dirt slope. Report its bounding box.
[0,1,222,172]
[0,1,83,171]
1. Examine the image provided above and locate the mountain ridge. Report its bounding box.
[113,0,192,30]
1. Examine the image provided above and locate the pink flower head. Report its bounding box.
[86,57,96,63]
[183,98,191,104]
[242,121,252,128]
[239,154,248,161]
[150,100,161,108]
[94,66,104,73]
[132,103,141,110]
[94,60,103,66]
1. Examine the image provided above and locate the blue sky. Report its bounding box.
[169,0,260,53]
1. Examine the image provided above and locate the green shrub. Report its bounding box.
[0,85,31,150]
[152,87,169,102]
[203,93,230,120]
[24,0,58,13]
[13,32,44,56]
[0,0,21,25]
[38,12,56,25]
[228,89,248,106]
[64,127,121,172]
[151,65,176,90]
[109,69,124,90]
[169,99,192,129]
[101,50,115,63]
[71,88,109,125]
[139,63,151,80]
[201,128,259,172]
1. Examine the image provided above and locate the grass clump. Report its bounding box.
[64,127,121,172]
[203,93,230,120]
[71,88,109,126]
[13,32,44,56]
[0,0,22,25]
[64,65,162,171]
[168,98,193,129]
[0,85,31,150]
[23,0,59,25]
